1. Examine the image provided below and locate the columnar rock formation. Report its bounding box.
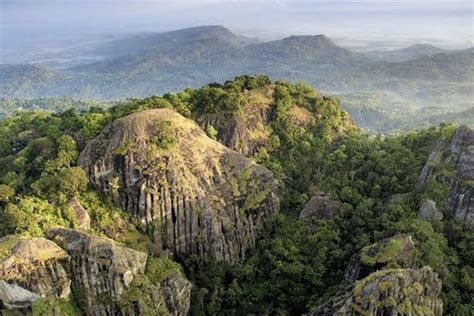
[79,108,279,263]
[419,126,473,225]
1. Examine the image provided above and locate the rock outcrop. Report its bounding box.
[120,270,192,316]
[195,86,275,157]
[46,228,148,315]
[68,197,91,231]
[299,194,339,222]
[418,199,443,221]
[79,108,279,263]
[311,266,443,316]
[0,235,71,300]
[419,126,473,225]
[0,280,39,310]
[344,235,416,284]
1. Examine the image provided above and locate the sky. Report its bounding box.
[1,0,473,51]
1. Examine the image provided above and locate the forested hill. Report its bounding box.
[1,26,472,100]
[0,75,472,315]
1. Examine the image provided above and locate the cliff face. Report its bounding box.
[79,108,279,263]
[195,86,275,157]
[311,267,443,316]
[0,235,71,300]
[46,228,191,316]
[419,126,473,225]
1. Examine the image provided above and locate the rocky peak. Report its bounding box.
[79,108,279,263]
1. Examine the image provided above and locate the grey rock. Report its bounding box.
[310,266,443,316]
[68,197,91,231]
[299,194,339,221]
[79,109,279,263]
[419,199,443,221]
[0,236,71,300]
[46,228,147,316]
[0,280,39,310]
[159,271,192,316]
[419,126,473,225]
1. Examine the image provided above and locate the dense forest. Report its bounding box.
[0,75,472,315]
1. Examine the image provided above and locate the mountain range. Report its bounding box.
[1,25,472,101]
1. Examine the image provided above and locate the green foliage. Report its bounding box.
[0,76,471,314]
[32,298,81,316]
[2,196,75,237]
[145,256,183,284]
[151,120,177,150]
[206,124,218,140]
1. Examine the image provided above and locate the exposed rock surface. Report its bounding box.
[344,234,416,284]
[0,235,71,300]
[46,227,147,315]
[299,194,339,221]
[0,280,39,310]
[121,270,192,316]
[68,197,91,230]
[310,266,443,316]
[419,199,443,221]
[419,126,474,225]
[195,86,275,157]
[79,108,279,263]
[158,271,192,316]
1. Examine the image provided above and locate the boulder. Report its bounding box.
[68,197,91,231]
[419,199,443,221]
[344,234,416,284]
[79,108,279,263]
[299,194,339,221]
[0,235,71,299]
[0,280,39,310]
[310,266,443,316]
[46,227,147,315]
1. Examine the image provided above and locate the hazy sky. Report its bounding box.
[1,0,473,50]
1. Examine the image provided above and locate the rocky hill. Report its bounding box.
[79,108,279,262]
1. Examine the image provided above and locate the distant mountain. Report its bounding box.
[364,44,448,62]
[0,64,64,98]
[384,48,474,81]
[94,25,256,58]
[0,26,473,101]
[247,35,356,65]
